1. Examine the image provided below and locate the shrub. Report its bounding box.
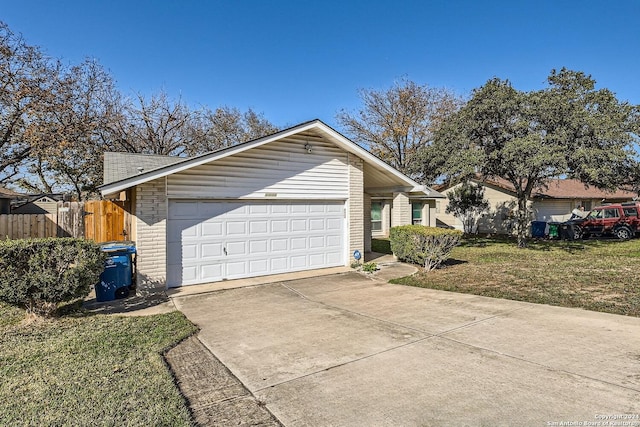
[389,225,463,271]
[0,238,107,317]
[362,262,378,273]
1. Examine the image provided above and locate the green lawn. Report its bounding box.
[391,237,640,317]
[0,305,198,426]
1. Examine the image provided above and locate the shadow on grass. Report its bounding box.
[442,258,468,267]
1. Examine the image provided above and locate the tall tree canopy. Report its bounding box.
[434,69,639,246]
[337,78,462,179]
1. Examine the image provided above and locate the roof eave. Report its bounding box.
[99,119,435,198]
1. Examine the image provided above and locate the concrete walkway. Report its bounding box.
[173,268,640,426]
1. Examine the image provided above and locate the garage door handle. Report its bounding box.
[223,247,227,256]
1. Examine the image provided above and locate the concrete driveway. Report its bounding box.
[173,270,640,426]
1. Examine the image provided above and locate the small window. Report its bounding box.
[412,203,422,225]
[371,202,382,232]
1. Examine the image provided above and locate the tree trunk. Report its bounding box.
[516,196,529,248]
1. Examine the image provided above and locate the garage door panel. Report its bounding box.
[170,201,199,218]
[272,205,288,214]
[226,241,247,256]
[226,261,247,278]
[291,255,307,268]
[199,201,227,217]
[249,240,268,254]
[200,263,222,281]
[291,204,307,214]
[326,235,341,248]
[327,218,342,230]
[249,220,268,234]
[201,243,223,258]
[291,219,307,232]
[201,222,223,237]
[226,221,247,235]
[309,236,325,248]
[271,238,288,252]
[309,219,325,231]
[249,259,269,274]
[249,204,268,215]
[271,220,288,233]
[290,237,307,250]
[182,265,199,282]
[309,253,325,266]
[326,251,342,264]
[167,200,345,287]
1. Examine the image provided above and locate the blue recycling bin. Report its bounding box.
[531,221,547,238]
[95,242,137,302]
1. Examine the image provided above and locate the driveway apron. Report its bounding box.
[173,271,640,426]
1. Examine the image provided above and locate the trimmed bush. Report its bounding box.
[0,238,107,317]
[389,225,463,271]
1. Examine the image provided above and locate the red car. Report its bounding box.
[569,202,640,240]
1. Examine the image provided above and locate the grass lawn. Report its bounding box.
[0,304,198,426]
[391,236,640,317]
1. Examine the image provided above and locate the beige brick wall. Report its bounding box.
[348,155,364,261]
[391,192,410,226]
[135,178,167,286]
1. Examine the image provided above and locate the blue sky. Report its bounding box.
[3,0,639,129]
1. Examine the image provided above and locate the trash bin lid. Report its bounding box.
[100,241,136,254]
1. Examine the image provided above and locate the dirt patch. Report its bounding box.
[165,336,281,427]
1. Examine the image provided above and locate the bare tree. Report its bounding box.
[337,78,462,178]
[0,21,57,184]
[187,106,279,155]
[17,59,119,199]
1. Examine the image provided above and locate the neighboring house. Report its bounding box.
[12,194,63,215]
[99,120,444,288]
[0,187,23,215]
[436,177,637,233]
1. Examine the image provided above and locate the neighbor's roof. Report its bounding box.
[0,186,22,198]
[103,152,189,185]
[99,119,445,199]
[437,176,638,200]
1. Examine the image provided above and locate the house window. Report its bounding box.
[581,200,592,211]
[371,202,382,232]
[412,203,422,225]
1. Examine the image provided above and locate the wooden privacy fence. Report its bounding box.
[0,200,129,242]
[0,214,58,239]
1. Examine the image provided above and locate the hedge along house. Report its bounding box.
[99,120,444,288]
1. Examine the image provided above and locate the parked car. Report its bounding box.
[567,202,640,240]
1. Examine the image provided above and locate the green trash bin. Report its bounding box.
[548,223,559,239]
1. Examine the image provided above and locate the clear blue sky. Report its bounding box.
[3,0,639,129]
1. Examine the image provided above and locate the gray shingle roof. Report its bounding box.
[103,152,189,185]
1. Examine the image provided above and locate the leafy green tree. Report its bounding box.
[337,78,462,178]
[445,182,490,234]
[435,69,639,247]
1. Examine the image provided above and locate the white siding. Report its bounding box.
[167,138,348,199]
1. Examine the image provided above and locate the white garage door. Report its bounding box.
[534,200,572,222]
[167,200,345,287]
